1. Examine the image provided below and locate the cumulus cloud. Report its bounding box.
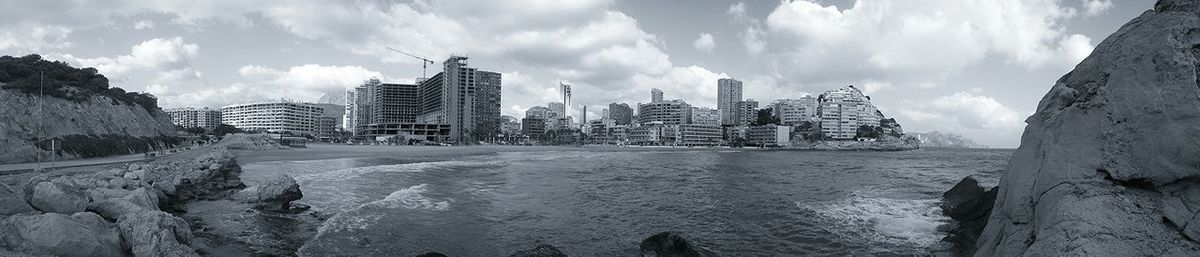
[157,64,386,108]
[55,37,200,89]
[755,0,1095,86]
[0,24,71,51]
[898,91,1024,130]
[693,33,715,52]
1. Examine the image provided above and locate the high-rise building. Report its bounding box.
[371,83,420,124]
[547,102,566,118]
[222,100,324,135]
[717,78,743,126]
[690,107,720,126]
[561,82,572,120]
[737,99,759,126]
[414,56,502,143]
[525,106,551,119]
[580,105,587,124]
[637,100,692,125]
[164,107,223,130]
[771,96,818,125]
[473,71,502,141]
[651,88,663,103]
[818,85,883,139]
[608,103,633,125]
[521,117,546,135]
[345,79,378,135]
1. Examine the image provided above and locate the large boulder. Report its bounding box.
[639,232,719,257]
[6,212,124,257]
[117,210,198,257]
[232,174,302,211]
[0,183,34,215]
[977,1,1200,256]
[508,244,568,257]
[26,181,88,214]
[87,187,162,220]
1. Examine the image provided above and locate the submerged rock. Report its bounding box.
[117,210,198,257]
[931,176,995,256]
[6,212,124,257]
[978,0,1200,255]
[232,174,303,211]
[639,232,719,257]
[508,244,568,257]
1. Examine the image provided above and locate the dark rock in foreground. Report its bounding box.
[640,231,719,257]
[930,176,995,256]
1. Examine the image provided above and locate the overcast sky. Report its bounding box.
[1,0,1153,147]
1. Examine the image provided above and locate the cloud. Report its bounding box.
[728,2,748,21]
[899,91,1024,130]
[0,23,71,51]
[693,33,715,52]
[133,20,156,30]
[754,0,1095,86]
[56,37,200,87]
[1081,0,1113,16]
[157,64,386,108]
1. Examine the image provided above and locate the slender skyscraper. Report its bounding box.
[718,78,743,126]
[561,82,572,120]
[651,88,663,103]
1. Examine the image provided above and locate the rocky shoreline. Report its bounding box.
[0,134,302,257]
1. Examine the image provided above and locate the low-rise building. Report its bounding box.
[221,100,324,135]
[676,124,722,146]
[522,117,546,135]
[748,124,792,147]
[690,107,720,126]
[165,107,223,130]
[356,123,451,142]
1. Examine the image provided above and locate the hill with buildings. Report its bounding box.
[910,131,985,148]
[0,54,178,164]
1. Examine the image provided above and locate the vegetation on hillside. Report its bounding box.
[0,54,160,112]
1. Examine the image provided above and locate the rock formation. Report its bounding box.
[232,173,303,211]
[0,135,301,257]
[931,176,996,256]
[976,0,1200,255]
[639,231,719,257]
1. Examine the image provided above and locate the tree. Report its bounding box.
[752,108,780,126]
[183,127,206,134]
[212,124,242,136]
[855,125,884,139]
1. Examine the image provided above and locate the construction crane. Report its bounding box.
[386,47,435,79]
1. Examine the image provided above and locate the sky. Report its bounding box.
[0,0,1154,147]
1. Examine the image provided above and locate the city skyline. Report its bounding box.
[0,0,1153,147]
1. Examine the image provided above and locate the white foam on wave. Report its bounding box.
[363,184,451,211]
[311,183,451,237]
[295,160,509,182]
[800,190,948,247]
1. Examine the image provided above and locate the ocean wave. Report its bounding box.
[303,183,452,255]
[363,184,451,211]
[799,190,947,247]
[295,160,510,182]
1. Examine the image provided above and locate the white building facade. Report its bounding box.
[221,100,325,135]
[817,85,883,139]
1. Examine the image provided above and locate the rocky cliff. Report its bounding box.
[0,89,178,164]
[976,1,1200,255]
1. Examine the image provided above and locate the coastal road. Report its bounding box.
[0,145,207,174]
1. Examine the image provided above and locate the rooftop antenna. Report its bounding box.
[386,47,435,79]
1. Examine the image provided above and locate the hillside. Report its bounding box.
[0,54,178,164]
[910,131,985,148]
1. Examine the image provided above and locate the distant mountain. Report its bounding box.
[911,131,986,148]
